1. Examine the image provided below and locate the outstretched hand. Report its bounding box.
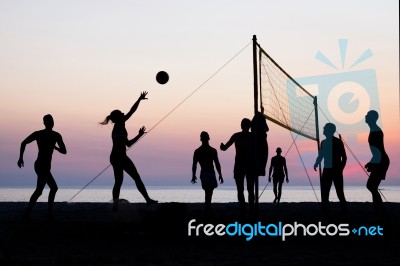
[139,126,146,136]
[139,91,148,100]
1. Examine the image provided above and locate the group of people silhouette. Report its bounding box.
[313,110,390,218]
[191,112,272,218]
[17,91,389,220]
[18,92,157,219]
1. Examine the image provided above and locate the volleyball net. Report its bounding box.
[253,36,321,202]
[258,46,318,141]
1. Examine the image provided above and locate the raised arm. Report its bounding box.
[18,132,37,168]
[124,91,148,122]
[220,134,236,151]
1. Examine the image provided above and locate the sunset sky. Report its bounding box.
[0,0,398,189]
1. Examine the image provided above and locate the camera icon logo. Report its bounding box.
[289,39,380,134]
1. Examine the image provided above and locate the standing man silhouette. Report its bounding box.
[220,118,255,217]
[18,114,67,220]
[191,131,223,213]
[365,110,390,215]
[268,147,288,204]
[314,123,347,219]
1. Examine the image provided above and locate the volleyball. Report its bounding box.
[156,71,169,85]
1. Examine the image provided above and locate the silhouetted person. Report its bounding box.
[100,91,157,211]
[17,114,67,220]
[251,111,269,176]
[365,110,390,215]
[269,147,288,204]
[220,118,255,217]
[191,131,223,213]
[251,111,269,211]
[314,123,347,219]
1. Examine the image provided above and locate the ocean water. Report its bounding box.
[0,186,399,203]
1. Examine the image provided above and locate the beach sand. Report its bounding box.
[1,201,399,265]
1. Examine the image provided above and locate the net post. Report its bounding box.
[253,35,258,114]
[253,35,259,209]
[314,96,322,199]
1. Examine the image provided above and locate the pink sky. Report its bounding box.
[0,1,398,188]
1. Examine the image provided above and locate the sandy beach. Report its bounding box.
[1,201,399,265]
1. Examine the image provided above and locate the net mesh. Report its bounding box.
[259,48,317,140]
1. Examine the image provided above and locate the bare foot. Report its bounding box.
[146,199,158,205]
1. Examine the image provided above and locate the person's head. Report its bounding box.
[365,110,379,125]
[43,114,54,129]
[241,118,251,132]
[200,131,210,144]
[276,147,282,155]
[100,110,124,125]
[323,123,336,137]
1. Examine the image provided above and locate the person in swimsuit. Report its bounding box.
[100,91,157,211]
[18,114,67,220]
[365,110,390,215]
[191,131,223,213]
[268,147,288,204]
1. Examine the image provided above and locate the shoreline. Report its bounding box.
[1,185,399,204]
[1,202,399,265]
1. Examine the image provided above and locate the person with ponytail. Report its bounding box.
[100,91,157,210]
